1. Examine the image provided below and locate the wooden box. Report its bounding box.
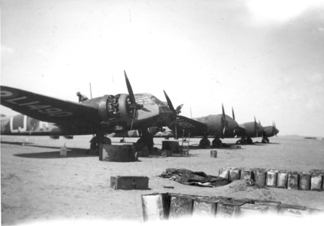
[218,167,230,180]
[266,170,278,187]
[110,176,149,190]
[240,169,253,180]
[141,193,170,221]
[253,169,266,187]
[299,173,311,190]
[311,173,323,191]
[192,199,217,217]
[169,194,193,219]
[162,141,179,154]
[277,171,288,188]
[229,168,241,181]
[100,144,137,162]
[287,172,299,190]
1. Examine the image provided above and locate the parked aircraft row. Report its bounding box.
[0,71,279,152]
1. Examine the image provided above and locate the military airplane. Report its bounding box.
[235,112,264,144]
[263,122,279,138]
[162,91,242,148]
[233,107,279,143]
[0,71,174,152]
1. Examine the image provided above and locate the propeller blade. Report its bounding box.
[163,90,180,139]
[163,90,176,112]
[124,71,136,105]
[221,104,228,135]
[175,104,183,115]
[254,116,258,137]
[222,104,225,118]
[232,107,235,120]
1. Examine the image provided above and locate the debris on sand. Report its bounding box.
[159,168,230,187]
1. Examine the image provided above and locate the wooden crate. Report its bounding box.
[192,199,217,217]
[99,144,137,162]
[277,171,288,188]
[266,170,278,187]
[162,141,179,155]
[299,173,311,190]
[168,194,193,219]
[311,173,323,191]
[287,172,299,190]
[110,176,149,190]
[141,193,170,221]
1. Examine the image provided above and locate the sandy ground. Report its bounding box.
[1,135,324,225]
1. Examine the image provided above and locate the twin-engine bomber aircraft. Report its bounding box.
[0,71,173,151]
[163,91,241,147]
[233,108,279,143]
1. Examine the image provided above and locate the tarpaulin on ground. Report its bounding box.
[160,168,231,187]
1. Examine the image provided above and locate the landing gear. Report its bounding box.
[88,133,111,155]
[236,135,246,144]
[261,131,269,143]
[246,135,253,144]
[212,136,222,148]
[89,136,99,155]
[236,135,253,145]
[136,129,154,154]
[199,135,210,148]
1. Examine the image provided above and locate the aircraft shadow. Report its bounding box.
[1,141,63,150]
[186,143,245,150]
[253,142,280,145]
[1,141,35,146]
[14,148,93,159]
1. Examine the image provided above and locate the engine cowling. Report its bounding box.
[98,94,134,131]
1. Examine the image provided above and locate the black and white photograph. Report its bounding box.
[1,0,324,225]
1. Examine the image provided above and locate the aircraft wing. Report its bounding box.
[170,115,207,134]
[1,86,99,126]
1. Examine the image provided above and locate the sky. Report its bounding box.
[1,0,324,137]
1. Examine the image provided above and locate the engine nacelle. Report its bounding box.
[98,94,134,130]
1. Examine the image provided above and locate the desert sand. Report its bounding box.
[1,135,324,225]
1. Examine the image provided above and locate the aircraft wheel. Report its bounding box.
[90,141,98,155]
[212,138,222,148]
[199,138,210,148]
[136,138,144,145]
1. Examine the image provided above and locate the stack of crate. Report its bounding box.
[218,167,324,191]
[141,192,323,221]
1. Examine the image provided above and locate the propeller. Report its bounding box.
[163,90,183,139]
[124,71,149,130]
[272,121,277,136]
[221,104,228,135]
[254,116,259,137]
[232,107,235,121]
